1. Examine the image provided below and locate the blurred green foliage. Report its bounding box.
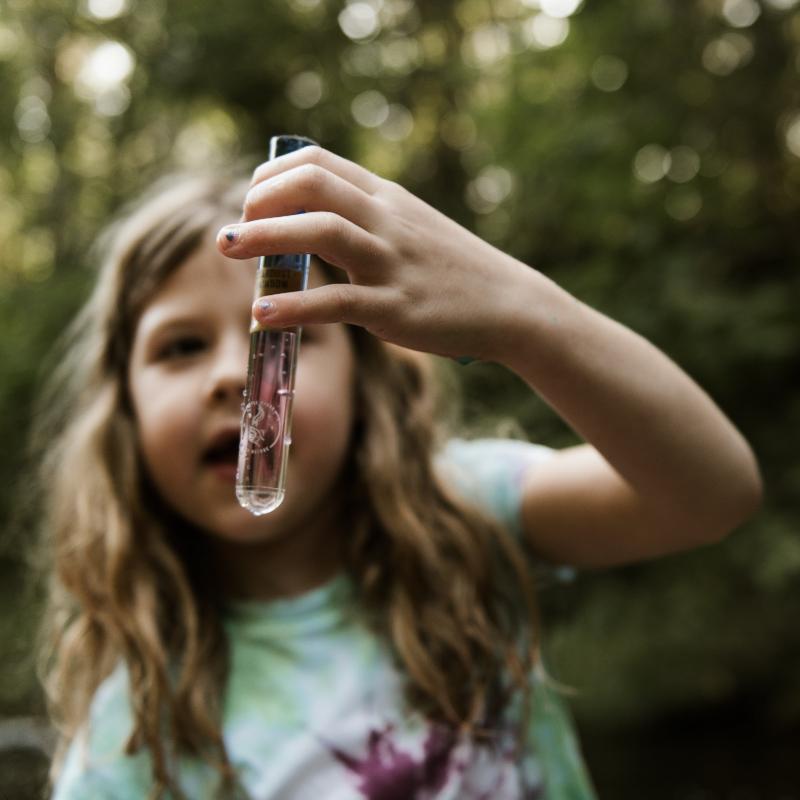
[1,0,799,794]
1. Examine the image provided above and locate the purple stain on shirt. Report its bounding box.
[324,710,545,800]
[328,722,456,800]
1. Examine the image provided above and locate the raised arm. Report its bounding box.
[217,146,763,567]
[497,268,762,567]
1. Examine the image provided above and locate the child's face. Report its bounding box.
[127,231,356,546]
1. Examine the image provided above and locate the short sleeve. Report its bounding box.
[436,437,556,539]
[436,437,577,583]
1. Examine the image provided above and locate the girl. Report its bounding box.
[39,147,761,800]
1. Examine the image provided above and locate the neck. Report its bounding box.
[209,497,348,603]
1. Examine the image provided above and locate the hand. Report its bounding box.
[215,151,766,569]
[216,146,533,361]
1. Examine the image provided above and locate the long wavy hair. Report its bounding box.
[35,171,542,798]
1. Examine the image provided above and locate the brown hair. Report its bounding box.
[35,172,541,797]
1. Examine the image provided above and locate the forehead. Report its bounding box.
[134,238,340,337]
[132,237,250,339]
[147,242,253,307]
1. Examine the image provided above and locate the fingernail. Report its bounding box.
[255,298,274,316]
[221,226,239,244]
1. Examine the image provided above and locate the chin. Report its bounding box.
[203,502,292,546]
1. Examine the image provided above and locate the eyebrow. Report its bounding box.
[136,309,207,343]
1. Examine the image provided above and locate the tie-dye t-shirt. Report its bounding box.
[54,438,598,800]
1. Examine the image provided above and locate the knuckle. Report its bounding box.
[366,235,392,266]
[330,285,353,320]
[250,163,268,186]
[378,177,404,202]
[318,212,346,247]
[241,188,263,221]
[294,163,326,194]
[304,145,326,166]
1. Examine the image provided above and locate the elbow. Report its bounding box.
[706,447,764,544]
[740,457,764,522]
[732,462,764,532]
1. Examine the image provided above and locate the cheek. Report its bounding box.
[296,396,351,454]
[133,380,198,487]
[292,361,356,476]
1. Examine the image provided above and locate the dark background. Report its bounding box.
[1,0,798,796]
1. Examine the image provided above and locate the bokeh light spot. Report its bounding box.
[74,40,135,97]
[590,56,628,92]
[14,96,51,144]
[21,76,53,105]
[464,24,512,67]
[381,37,421,74]
[667,146,701,183]
[665,188,702,221]
[784,113,800,158]
[0,24,20,60]
[523,13,570,49]
[721,0,761,28]
[351,90,389,127]
[286,71,324,109]
[174,108,239,168]
[441,113,478,150]
[290,0,324,9]
[95,85,131,116]
[467,165,515,213]
[702,32,753,75]
[419,25,447,64]
[338,2,381,41]
[633,144,671,183]
[341,42,382,76]
[540,0,583,18]
[85,0,129,21]
[379,104,414,141]
[21,142,59,195]
[20,228,56,283]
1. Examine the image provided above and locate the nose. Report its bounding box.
[207,332,248,406]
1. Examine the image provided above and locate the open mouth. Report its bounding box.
[202,430,241,468]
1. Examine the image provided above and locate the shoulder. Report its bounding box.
[436,437,558,537]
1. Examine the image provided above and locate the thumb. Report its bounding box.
[251,283,375,328]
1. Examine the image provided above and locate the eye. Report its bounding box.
[157,335,207,360]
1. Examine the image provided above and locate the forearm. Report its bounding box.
[488,263,762,538]
[225,145,762,554]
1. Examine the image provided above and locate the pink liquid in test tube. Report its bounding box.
[237,327,300,514]
[236,134,316,515]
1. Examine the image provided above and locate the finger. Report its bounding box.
[251,283,385,329]
[218,213,386,280]
[250,146,382,196]
[242,163,380,233]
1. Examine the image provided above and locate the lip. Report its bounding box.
[203,424,241,454]
[208,462,238,482]
[202,424,241,481]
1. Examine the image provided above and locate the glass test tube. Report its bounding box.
[236,134,317,515]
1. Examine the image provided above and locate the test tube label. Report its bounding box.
[257,268,305,295]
